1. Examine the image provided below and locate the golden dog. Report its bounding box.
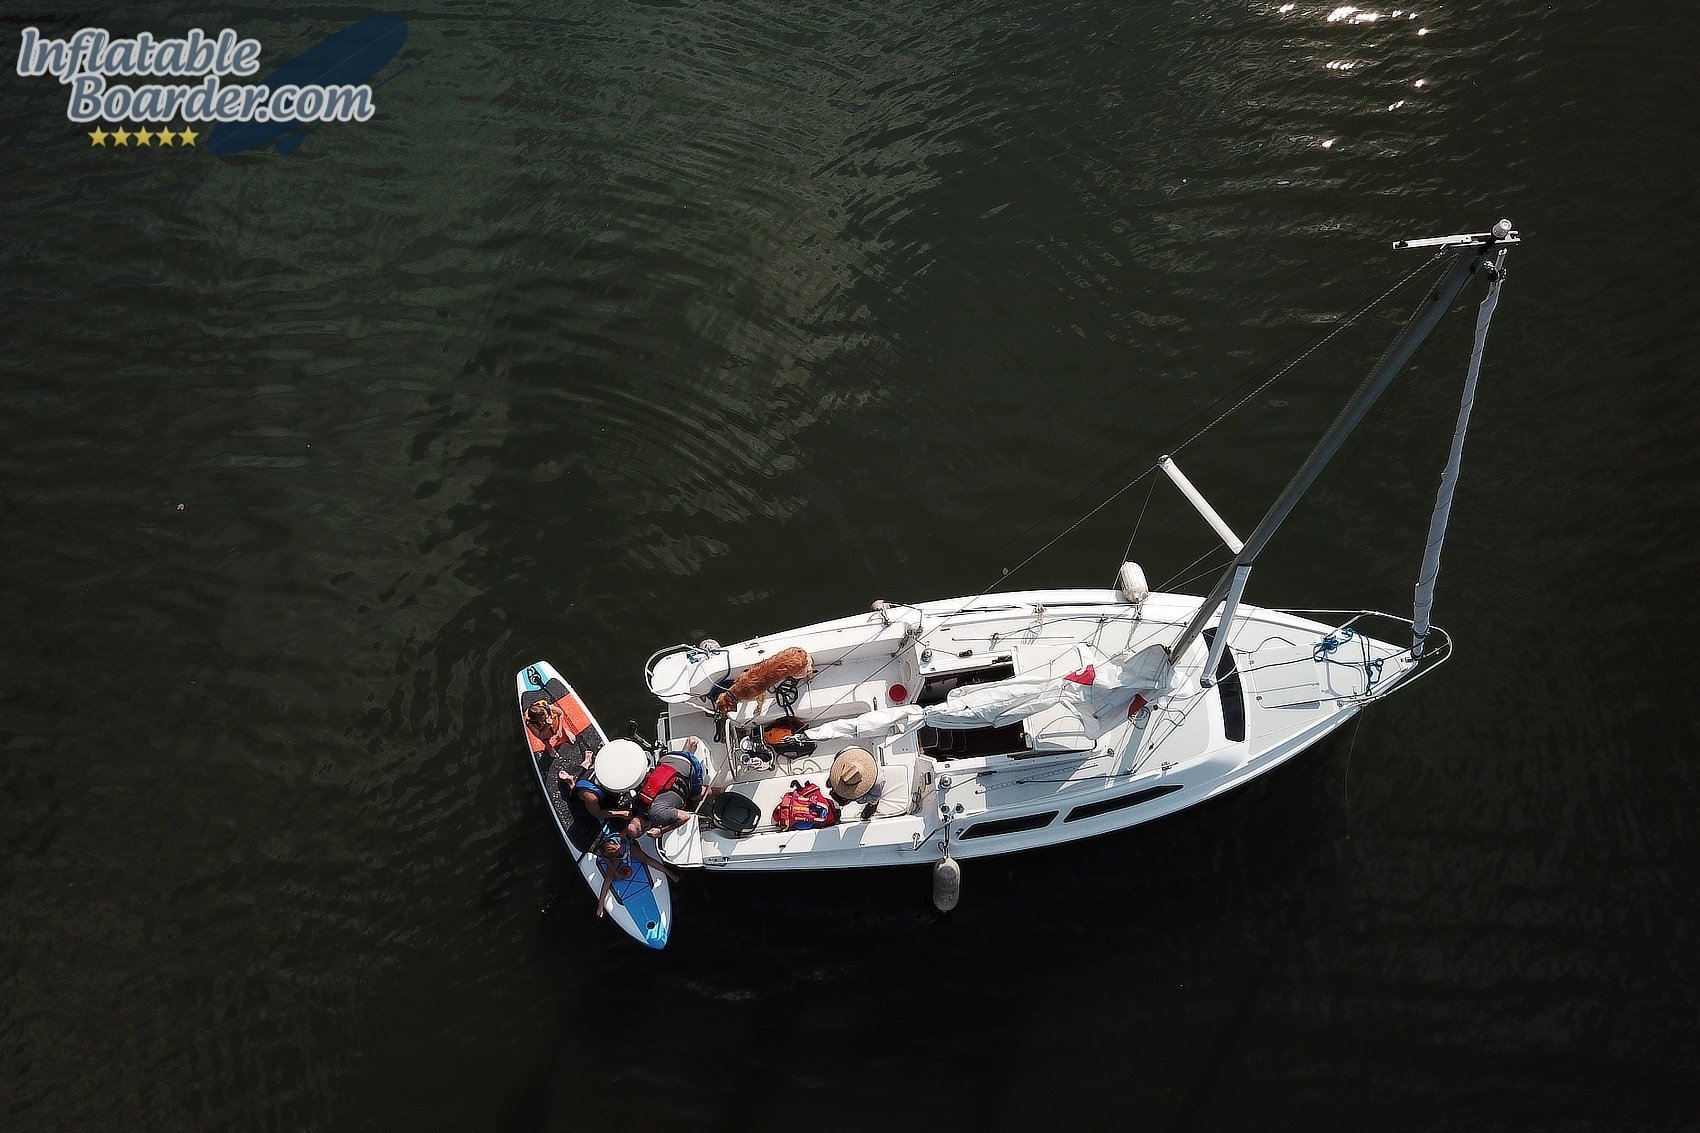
[715,647,814,715]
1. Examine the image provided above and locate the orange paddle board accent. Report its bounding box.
[554,694,592,738]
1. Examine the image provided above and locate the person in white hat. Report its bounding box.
[826,747,884,821]
[574,738,648,823]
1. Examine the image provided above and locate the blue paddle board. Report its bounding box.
[517,661,672,949]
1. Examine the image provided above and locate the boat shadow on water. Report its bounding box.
[509,728,1361,1129]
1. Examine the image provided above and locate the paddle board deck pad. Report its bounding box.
[517,661,671,949]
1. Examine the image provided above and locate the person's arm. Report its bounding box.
[596,867,615,917]
[579,791,628,821]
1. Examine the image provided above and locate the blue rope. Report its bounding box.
[1313,628,1383,693]
[1312,627,1353,662]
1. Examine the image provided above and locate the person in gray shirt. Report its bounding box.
[641,736,715,839]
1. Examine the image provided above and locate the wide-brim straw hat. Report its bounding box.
[826,747,877,802]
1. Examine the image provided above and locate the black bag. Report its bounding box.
[769,733,817,758]
[761,716,817,759]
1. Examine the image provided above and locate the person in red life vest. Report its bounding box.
[593,829,676,918]
[637,736,720,839]
[525,700,591,788]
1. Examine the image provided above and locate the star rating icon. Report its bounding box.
[90,125,200,148]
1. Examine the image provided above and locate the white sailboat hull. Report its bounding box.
[647,589,1438,873]
[621,223,1507,884]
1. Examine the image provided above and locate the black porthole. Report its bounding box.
[1064,783,1184,823]
[957,811,1058,840]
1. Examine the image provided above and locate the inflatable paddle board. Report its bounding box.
[517,661,672,949]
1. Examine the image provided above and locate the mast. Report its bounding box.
[1172,220,1519,685]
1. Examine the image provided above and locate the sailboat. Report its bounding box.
[532,221,1516,918]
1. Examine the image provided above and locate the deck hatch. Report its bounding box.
[918,660,1027,758]
[921,723,1027,760]
[916,661,1015,706]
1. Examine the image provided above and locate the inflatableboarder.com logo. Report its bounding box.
[15,17,408,155]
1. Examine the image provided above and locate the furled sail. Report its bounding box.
[801,648,1164,742]
[1412,248,1508,655]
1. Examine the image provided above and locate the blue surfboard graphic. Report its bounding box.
[596,856,669,948]
[207,14,407,156]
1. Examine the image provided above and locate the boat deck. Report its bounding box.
[653,594,1427,870]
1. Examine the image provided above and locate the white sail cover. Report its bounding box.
[802,648,1164,742]
[802,705,924,740]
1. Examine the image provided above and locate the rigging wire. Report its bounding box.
[757,251,1457,730]
[1120,475,1158,565]
[1167,553,1233,596]
[1157,543,1221,593]
[969,249,1451,601]
[914,248,1452,646]
[1167,249,1448,460]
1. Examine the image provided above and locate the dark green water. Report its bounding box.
[4,1,1697,1128]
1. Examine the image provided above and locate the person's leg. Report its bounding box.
[631,841,678,881]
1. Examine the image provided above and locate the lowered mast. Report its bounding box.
[1172,220,1519,686]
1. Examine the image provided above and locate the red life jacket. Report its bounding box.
[637,763,684,809]
[772,782,839,830]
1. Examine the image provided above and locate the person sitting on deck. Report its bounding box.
[826,747,884,821]
[525,700,590,788]
[594,829,677,918]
